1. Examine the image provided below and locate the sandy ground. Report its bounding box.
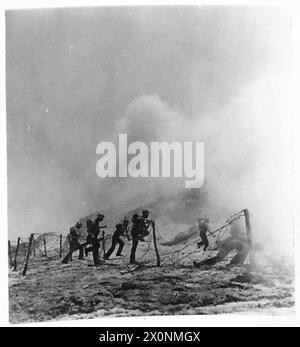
[9,252,294,323]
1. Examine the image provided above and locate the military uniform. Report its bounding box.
[105,224,125,259]
[62,226,84,264]
[89,217,103,265]
[129,211,152,265]
[195,233,249,267]
[197,219,210,251]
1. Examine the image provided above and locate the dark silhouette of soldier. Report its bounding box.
[105,223,125,259]
[61,222,84,264]
[194,227,251,268]
[197,217,212,251]
[87,214,106,266]
[129,210,152,265]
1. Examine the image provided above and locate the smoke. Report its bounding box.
[6,7,293,255]
[113,72,293,254]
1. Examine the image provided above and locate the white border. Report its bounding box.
[1,0,299,327]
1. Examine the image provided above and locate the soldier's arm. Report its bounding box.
[207,225,214,236]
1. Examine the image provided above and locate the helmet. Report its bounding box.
[132,213,139,222]
[75,222,82,228]
[142,209,149,218]
[97,213,104,220]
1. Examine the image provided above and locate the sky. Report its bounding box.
[6,6,294,252]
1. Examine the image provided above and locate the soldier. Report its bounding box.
[194,227,251,268]
[90,214,107,266]
[129,210,153,265]
[61,223,84,264]
[197,217,213,251]
[139,209,152,240]
[104,223,125,259]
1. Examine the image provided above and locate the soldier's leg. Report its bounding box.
[61,246,73,264]
[130,236,139,264]
[73,241,84,260]
[116,238,124,256]
[92,240,100,265]
[78,244,84,260]
[203,235,209,251]
[105,238,117,259]
[61,251,71,263]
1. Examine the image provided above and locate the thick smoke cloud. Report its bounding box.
[6,7,293,253]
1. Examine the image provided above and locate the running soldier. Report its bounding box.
[194,226,251,268]
[197,217,213,251]
[104,223,125,259]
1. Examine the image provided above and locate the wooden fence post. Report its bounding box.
[243,209,252,248]
[243,208,256,268]
[59,234,62,258]
[102,230,105,259]
[22,234,34,276]
[43,236,47,257]
[8,241,13,267]
[33,238,36,257]
[152,221,161,267]
[13,237,20,271]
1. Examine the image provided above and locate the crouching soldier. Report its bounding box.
[105,223,125,259]
[62,222,84,264]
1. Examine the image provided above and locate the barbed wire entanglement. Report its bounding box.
[8,210,247,275]
[140,209,246,268]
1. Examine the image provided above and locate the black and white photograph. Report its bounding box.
[4,3,297,325]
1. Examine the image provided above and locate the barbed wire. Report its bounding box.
[8,210,246,273]
[142,210,245,267]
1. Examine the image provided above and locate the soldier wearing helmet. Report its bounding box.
[89,213,107,265]
[105,223,125,260]
[129,210,153,265]
[197,216,213,251]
